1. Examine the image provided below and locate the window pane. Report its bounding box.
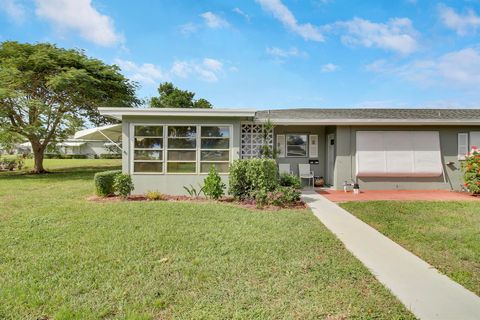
[134,150,163,161]
[134,138,163,149]
[135,126,163,136]
[201,126,230,138]
[134,162,163,173]
[201,162,229,173]
[168,150,196,161]
[167,162,196,173]
[168,138,196,148]
[287,145,307,157]
[201,150,229,161]
[287,135,307,146]
[168,126,196,138]
[201,138,229,149]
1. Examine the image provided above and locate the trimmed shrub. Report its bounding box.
[44,154,88,159]
[229,158,278,200]
[114,173,134,198]
[146,190,167,201]
[279,173,301,189]
[462,146,480,194]
[0,155,24,171]
[94,170,121,196]
[99,153,122,159]
[268,186,301,207]
[203,166,226,200]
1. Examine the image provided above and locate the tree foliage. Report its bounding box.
[150,82,212,108]
[0,41,139,172]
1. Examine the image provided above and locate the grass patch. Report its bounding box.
[341,201,480,296]
[0,160,413,319]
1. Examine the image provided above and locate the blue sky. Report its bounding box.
[1,0,480,109]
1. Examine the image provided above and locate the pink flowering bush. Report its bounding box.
[462,146,480,194]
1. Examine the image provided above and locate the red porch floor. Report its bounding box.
[316,189,480,203]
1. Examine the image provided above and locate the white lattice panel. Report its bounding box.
[240,122,273,159]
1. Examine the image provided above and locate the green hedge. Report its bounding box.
[99,153,122,159]
[94,170,122,196]
[44,154,88,159]
[0,155,24,171]
[229,158,278,200]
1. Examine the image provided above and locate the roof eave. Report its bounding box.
[259,119,480,125]
[99,107,257,120]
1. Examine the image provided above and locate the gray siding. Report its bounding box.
[333,126,478,191]
[122,115,242,195]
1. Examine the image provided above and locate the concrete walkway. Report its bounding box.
[302,190,480,320]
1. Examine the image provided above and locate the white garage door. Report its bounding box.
[356,131,443,177]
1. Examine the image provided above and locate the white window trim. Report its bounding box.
[130,123,233,175]
[131,125,164,175]
[285,133,309,158]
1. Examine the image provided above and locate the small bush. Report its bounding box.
[114,173,134,198]
[146,190,167,201]
[462,147,480,194]
[44,154,88,159]
[268,186,301,207]
[99,153,122,159]
[203,166,226,200]
[229,158,278,200]
[279,173,301,189]
[94,170,121,196]
[0,155,24,171]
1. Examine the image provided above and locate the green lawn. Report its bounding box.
[341,201,480,297]
[0,160,413,319]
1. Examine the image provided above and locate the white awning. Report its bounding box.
[74,124,122,141]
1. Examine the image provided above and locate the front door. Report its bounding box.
[326,133,335,186]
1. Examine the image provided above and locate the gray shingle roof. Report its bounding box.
[255,108,480,121]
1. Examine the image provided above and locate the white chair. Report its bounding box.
[299,164,314,187]
[278,163,292,175]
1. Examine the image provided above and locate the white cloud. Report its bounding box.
[179,22,198,35]
[34,0,122,46]
[438,4,480,36]
[321,63,339,73]
[200,11,229,29]
[0,0,26,23]
[233,7,250,22]
[266,46,305,58]
[255,0,324,41]
[366,48,480,88]
[114,59,165,85]
[171,58,224,82]
[335,17,419,55]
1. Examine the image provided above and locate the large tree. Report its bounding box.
[150,82,212,108]
[0,41,139,173]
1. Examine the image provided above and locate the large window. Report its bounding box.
[133,125,163,173]
[200,126,230,173]
[167,126,197,173]
[132,124,231,174]
[286,134,308,157]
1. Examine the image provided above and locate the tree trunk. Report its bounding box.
[31,140,47,173]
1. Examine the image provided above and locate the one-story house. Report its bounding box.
[99,107,480,195]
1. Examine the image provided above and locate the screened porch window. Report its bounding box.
[167,126,197,173]
[200,126,230,173]
[286,134,308,157]
[133,125,163,173]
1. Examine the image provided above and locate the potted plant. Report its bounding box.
[314,176,325,187]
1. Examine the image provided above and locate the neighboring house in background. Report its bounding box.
[13,124,122,158]
[98,107,480,195]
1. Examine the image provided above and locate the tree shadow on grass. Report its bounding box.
[0,165,121,182]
